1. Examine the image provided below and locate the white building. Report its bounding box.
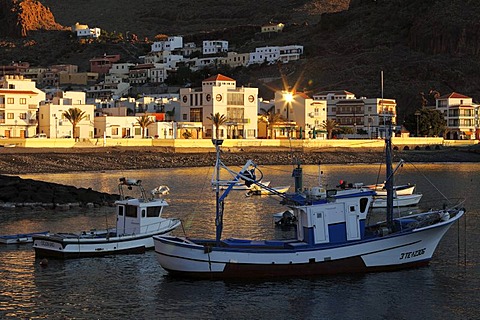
[248,46,280,65]
[202,40,229,55]
[38,93,94,139]
[73,23,101,38]
[312,90,357,119]
[0,75,45,138]
[435,92,477,140]
[151,36,183,52]
[274,91,327,139]
[179,74,258,139]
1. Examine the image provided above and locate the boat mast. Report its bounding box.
[381,71,394,230]
[213,139,224,244]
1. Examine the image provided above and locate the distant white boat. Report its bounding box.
[372,194,423,208]
[217,181,271,190]
[0,231,49,244]
[246,185,290,196]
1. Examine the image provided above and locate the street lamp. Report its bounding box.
[283,92,293,138]
[414,110,421,137]
[54,115,58,139]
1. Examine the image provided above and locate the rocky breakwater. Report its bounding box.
[0,175,119,210]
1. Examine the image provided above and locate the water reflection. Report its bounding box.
[0,163,478,319]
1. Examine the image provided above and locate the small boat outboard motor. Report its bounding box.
[241,168,256,187]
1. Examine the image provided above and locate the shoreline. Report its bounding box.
[1,145,480,175]
[1,145,479,209]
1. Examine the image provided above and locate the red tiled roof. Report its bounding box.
[203,74,235,82]
[438,92,470,99]
[297,92,310,99]
[0,90,38,95]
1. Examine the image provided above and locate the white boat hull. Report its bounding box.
[372,194,423,208]
[373,185,415,196]
[154,211,463,278]
[34,219,180,259]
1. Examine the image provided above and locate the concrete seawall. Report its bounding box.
[2,137,477,151]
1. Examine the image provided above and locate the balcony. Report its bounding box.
[226,118,249,124]
[28,104,38,109]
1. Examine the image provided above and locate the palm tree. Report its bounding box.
[259,106,284,139]
[136,115,155,138]
[322,119,339,139]
[62,107,86,141]
[207,112,227,139]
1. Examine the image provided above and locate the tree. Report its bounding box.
[136,115,155,138]
[259,106,284,139]
[404,108,446,137]
[207,112,227,139]
[321,119,340,139]
[62,107,86,141]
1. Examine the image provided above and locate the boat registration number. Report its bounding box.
[39,240,56,248]
[399,248,425,260]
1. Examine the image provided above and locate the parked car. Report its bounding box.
[33,134,47,138]
[123,135,134,138]
[0,135,6,139]
[60,135,72,138]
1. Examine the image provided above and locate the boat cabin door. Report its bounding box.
[117,204,141,235]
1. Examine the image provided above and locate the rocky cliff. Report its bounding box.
[0,0,65,37]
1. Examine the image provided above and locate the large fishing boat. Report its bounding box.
[153,124,465,278]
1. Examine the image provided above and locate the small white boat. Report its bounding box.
[0,231,49,244]
[246,185,290,196]
[372,184,415,196]
[33,177,181,259]
[217,181,271,190]
[372,194,423,208]
[151,185,170,195]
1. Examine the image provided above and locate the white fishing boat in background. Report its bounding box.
[154,123,466,278]
[372,193,423,208]
[33,178,181,259]
[371,183,416,196]
[0,231,49,244]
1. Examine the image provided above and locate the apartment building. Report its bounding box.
[435,92,477,140]
[0,75,45,138]
[179,74,258,139]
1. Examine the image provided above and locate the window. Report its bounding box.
[118,206,124,216]
[19,113,26,119]
[20,98,26,104]
[7,98,14,104]
[190,108,202,122]
[7,113,14,119]
[112,128,118,135]
[147,206,162,217]
[125,205,137,217]
[183,114,187,120]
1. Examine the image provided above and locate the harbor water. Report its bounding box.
[1,163,479,319]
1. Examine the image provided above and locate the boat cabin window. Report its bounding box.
[326,189,337,197]
[125,205,137,217]
[147,206,162,217]
[142,209,146,218]
[360,198,369,213]
[118,206,124,216]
